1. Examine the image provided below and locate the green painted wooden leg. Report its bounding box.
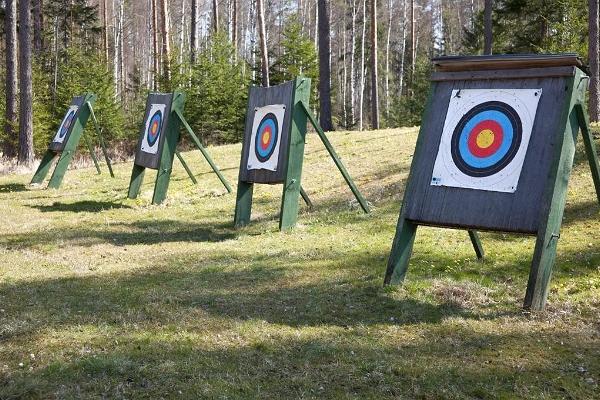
[575,103,600,205]
[82,134,101,174]
[31,150,56,184]
[128,164,145,199]
[300,185,313,208]
[152,167,173,205]
[175,150,198,184]
[468,230,485,259]
[234,180,253,227]
[47,150,75,189]
[384,216,418,284]
[280,178,303,230]
[524,99,580,311]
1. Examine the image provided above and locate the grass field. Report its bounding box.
[0,127,599,399]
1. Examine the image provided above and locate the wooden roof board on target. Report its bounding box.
[134,92,174,170]
[238,80,295,184]
[402,55,586,234]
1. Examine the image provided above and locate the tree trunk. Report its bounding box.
[410,0,415,83]
[398,0,406,97]
[33,0,43,54]
[385,0,392,118]
[256,0,269,86]
[359,0,366,131]
[18,0,34,166]
[160,0,172,83]
[232,0,238,53]
[483,0,492,55]
[191,0,197,62]
[370,0,379,129]
[349,0,357,126]
[589,0,600,121]
[103,0,109,65]
[4,0,18,158]
[152,0,160,88]
[317,0,333,131]
[212,0,219,32]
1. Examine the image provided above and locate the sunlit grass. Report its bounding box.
[0,127,598,399]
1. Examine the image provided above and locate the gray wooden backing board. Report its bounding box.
[404,69,576,234]
[49,96,86,152]
[238,81,295,184]
[134,93,174,170]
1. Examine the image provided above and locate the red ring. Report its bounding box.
[467,120,503,158]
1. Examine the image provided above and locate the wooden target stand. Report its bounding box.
[127,91,232,204]
[385,54,600,311]
[31,93,114,188]
[234,77,370,231]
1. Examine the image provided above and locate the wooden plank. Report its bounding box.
[175,149,198,184]
[127,164,145,199]
[468,230,485,259]
[87,101,114,177]
[575,103,600,205]
[280,78,311,230]
[404,76,571,234]
[175,109,232,193]
[385,85,437,285]
[82,130,101,174]
[48,93,96,189]
[238,81,295,184]
[151,92,184,204]
[300,186,313,208]
[432,54,583,72]
[431,67,576,82]
[30,150,56,184]
[134,93,174,170]
[523,69,584,310]
[234,181,254,227]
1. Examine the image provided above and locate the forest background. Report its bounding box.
[0,0,596,165]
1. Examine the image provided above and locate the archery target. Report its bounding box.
[140,103,166,154]
[431,88,541,193]
[52,105,79,144]
[247,104,286,171]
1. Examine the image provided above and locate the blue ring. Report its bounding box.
[457,110,513,168]
[254,113,279,162]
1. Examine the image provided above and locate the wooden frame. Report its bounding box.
[127,91,232,205]
[31,93,113,189]
[385,59,600,311]
[234,77,370,231]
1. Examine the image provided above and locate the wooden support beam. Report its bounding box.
[175,149,198,184]
[468,230,485,259]
[575,103,600,205]
[87,101,114,178]
[174,108,232,193]
[299,101,370,214]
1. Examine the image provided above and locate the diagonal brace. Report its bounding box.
[174,109,233,193]
[175,149,198,184]
[575,102,600,205]
[87,101,115,177]
[299,101,370,213]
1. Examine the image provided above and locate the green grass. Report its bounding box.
[0,127,599,399]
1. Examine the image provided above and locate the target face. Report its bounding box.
[248,104,286,171]
[52,105,79,144]
[431,89,541,193]
[141,103,166,154]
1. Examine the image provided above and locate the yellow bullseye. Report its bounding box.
[476,129,495,149]
[262,131,271,145]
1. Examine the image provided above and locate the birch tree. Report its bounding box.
[370,0,379,129]
[589,0,599,121]
[19,0,34,166]
[257,0,269,86]
[4,0,18,157]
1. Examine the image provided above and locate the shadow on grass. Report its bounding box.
[0,219,236,248]
[30,201,133,213]
[0,183,28,193]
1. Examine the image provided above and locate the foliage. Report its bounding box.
[54,48,125,146]
[463,0,588,56]
[271,16,319,105]
[185,32,250,144]
[389,61,432,127]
